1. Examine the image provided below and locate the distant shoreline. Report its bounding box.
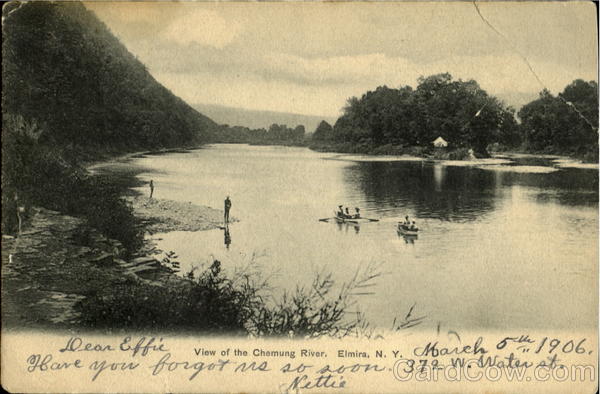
[85,144,204,173]
[102,142,596,170]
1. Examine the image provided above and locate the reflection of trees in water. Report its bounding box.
[345,162,497,221]
[497,169,598,207]
[345,161,598,221]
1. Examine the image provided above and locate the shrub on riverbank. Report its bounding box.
[75,260,381,337]
[76,261,253,333]
[432,147,474,160]
[582,150,599,163]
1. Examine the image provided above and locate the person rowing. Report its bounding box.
[354,207,361,219]
[337,205,345,218]
[345,207,351,218]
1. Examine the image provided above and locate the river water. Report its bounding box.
[127,144,598,332]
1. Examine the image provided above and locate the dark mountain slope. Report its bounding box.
[3,1,217,153]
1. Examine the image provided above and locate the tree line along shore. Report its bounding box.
[216,75,598,164]
[309,77,598,163]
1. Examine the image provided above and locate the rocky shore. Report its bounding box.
[1,197,227,329]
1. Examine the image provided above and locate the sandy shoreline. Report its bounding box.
[129,195,234,234]
[86,146,235,234]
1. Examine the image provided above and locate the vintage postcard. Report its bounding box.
[1,1,598,393]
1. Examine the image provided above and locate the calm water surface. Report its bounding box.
[128,144,598,331]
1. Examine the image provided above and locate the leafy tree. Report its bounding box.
[312,120,334,141]
[292,125,306,141]
[496,106,521,148]
[518,80,598,158]
[558,80,598,152]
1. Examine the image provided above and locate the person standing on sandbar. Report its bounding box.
[149,180,154,199]
[224,195,232,224]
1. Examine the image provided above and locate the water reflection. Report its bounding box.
[223,225,231,249]
[398,232,418,244]
[502,169,599,206]
[335,221,360,234]
[346,159,598,221]
[347,161,498,221]
[489,156,598,206]
[433,163,444,192]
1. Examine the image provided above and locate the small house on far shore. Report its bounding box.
[433,136,448,148]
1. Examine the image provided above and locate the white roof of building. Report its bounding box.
[433,136,448,146]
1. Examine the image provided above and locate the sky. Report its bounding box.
[85,1,597,118]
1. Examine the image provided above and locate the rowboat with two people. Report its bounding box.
[397,215,419,236]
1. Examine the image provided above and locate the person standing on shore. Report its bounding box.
[149,180,154,199]
[224,196,232,224]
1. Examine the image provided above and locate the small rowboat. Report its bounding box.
[397,224,419,236]
[319,212,379,224]
[333,216,379,224]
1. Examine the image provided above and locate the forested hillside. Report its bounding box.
[3,1,216,153]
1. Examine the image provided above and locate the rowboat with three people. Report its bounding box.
[319,205,379,224]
